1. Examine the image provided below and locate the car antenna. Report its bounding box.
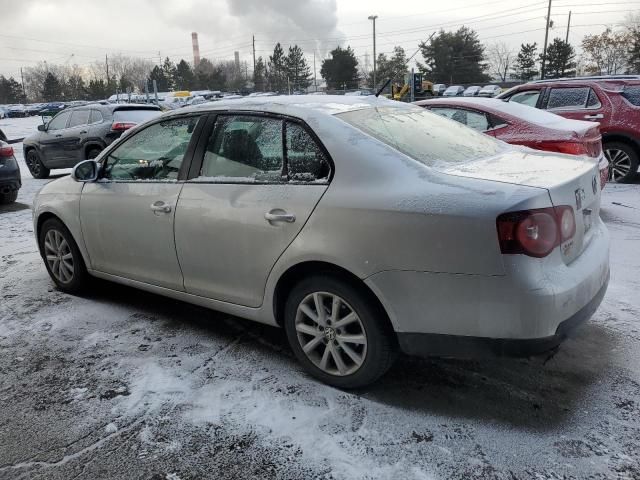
[374,31,436,98]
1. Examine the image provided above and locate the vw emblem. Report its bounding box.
[592,175,598,195]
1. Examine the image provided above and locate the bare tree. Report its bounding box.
[581,28,629,75]
[487,42,513,82]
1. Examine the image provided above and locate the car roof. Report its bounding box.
[68,103,161,112]
[167,94,407,120]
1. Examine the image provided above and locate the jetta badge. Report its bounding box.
[575,187,585,210]
[592,175,598,195]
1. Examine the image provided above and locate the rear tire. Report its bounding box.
[26,149,50,179]
[0,190,18,204]
[604,142,638,183]
[38,218,88,294]
[284,275,396,388]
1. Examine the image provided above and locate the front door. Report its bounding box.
[80,115,203,290]
[40,110,72,164]
[175,114,332,307]
[60,109,91,167]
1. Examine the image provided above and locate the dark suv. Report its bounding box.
[498,76,640,183]
[23,103,161,179]
[0,129,21,204]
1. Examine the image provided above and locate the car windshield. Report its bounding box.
[113,109,162,123]
[337,106,505,167]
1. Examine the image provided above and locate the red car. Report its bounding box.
[415,97,608,188]
[497,76,640,183]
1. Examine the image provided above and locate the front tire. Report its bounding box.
[26,150,50,179]
[284,275,396,388]
[86,147,102,160]
[38,218,88,294]
[0,190,18,204]
[605,142,638,183]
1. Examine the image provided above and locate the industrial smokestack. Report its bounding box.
[234,51,240,72]
[192,32,200,67]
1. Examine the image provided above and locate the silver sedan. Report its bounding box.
[33,96,610,388]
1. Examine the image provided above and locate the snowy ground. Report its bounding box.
[1,117,639,480]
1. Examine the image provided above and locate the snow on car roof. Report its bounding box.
[177,94,406,119]
[419,97,596,133]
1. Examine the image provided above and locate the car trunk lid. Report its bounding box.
[439,149,601,264]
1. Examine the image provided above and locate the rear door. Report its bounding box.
[542,86,606,124]
[175,113,332,307]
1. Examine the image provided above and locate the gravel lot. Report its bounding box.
[1,116,639,480]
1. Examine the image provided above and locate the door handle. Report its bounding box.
[265,210,296,223]
[583,113,604,120]
[55,134,62,138]
[150,201,172,213]
[79,130,88,134]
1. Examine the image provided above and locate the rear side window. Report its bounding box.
[547,87,599,109]
[68,110,90,128]
[113,109,162,124]
[430,107,490,132]
[285,122,330,182]
[622,86,640,106]
[89,110,103,124]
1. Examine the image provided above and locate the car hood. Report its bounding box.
[437,147,595,189]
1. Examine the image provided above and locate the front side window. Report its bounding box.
[285,122,330,182]
[47,111,71,131]
[103,116,200,181]
[198,115,284,182]
[68,110,90,128]
[547,87,591,109]
[509,90,541,107]
[429,107,489,132]
[338,106,504,167]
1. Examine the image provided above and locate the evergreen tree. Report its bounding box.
[320,46,360,90]
[65,74,87,100]
[254,56,267,91]
[368,46,407,89]
[629,28,640,73]
[285,45,312,91]
[149,65,169,91]
[42,72,63,101]
[418,27,489,84]
[268,43,287,92]
[514,43,539,81]
[174,60,195,90]
[118,74,133,93]
[542,38,576,78]
[161,57,177,90]
[87,79,108,100]
[0,76,25,103]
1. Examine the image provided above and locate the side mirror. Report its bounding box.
[37,124,46,132]
[71,160,100,182]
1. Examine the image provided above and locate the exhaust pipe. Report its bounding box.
[1,187,11,194]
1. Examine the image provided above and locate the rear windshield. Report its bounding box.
[622,86,640,106]
[337,106,504,166]
[113,109,162,124]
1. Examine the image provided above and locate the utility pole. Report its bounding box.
[540,0,552,79]
[252,35,256,82]
[20,67,26,100]
[565,10,571,43]
[313,51,317,92]
[368,15,378,89]
[105,54,109,83]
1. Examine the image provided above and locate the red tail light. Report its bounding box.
[111,122,137,132]
[497,206,575,258]
[0,145,14,157]
[536,141,588,156]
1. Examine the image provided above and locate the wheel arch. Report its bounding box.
[35,211,90,268]
[83,142,105,158]
[272,260,396,338]
[601,132,640,154]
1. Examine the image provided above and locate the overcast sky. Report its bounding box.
[0,0,632,79]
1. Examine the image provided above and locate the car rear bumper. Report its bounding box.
[365,218,610,351]
[396,270,608,358]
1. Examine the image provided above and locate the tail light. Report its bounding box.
[0,145,14,157]
[111,122,136,132]
[535,140,602,158]
[497,206,576,258]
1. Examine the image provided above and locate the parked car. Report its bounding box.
[443,85,464,96]
[7,104,27,118]
[33,96,609,388]
[39,102,66,116]
[0,106,7,119]
[463,86,481,97]
[0,129,21,204]
[23,103,162,179]
[478,85,502,97]
[26,103,44,116]
[498,75,640,182]
[432,84,447,96]
[415,97,609,188]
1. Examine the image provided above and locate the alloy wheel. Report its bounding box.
[605,148,632,182]
[44,229,74,283]
[27,152,41,176]
[295,292,367,376]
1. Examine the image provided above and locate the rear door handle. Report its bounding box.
[265,210,296,223]
[150,201,172,213]
[79,130,88,134]
[583,113,604,120]
[55,134,62,138]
